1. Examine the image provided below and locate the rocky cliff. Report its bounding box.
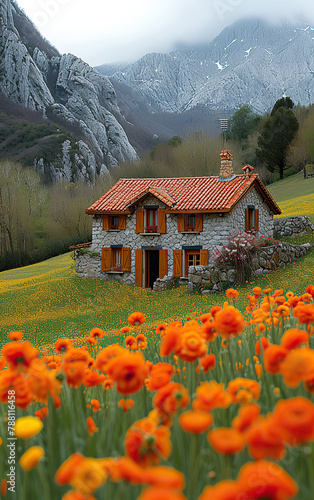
[99,18,314,115]
[0,0,137,181]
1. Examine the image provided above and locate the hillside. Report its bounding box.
[0,0,138,181]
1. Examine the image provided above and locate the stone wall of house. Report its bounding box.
[187,242,311,294]
[274,216,314,236]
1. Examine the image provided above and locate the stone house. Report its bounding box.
[78,151,281,288]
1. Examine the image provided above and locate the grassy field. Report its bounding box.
[268,171,314,221]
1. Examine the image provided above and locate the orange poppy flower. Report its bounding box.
[237,460,298,500]
[90,328,104,340]
[55,453,85,485]
[155,324,166,338]
[193,381,232,412]
[253,287,261,298]
[86,337,97,346]
[263,344,288,374]
[146,362,173,391]
[83,369,106,387]
[87,416,98,436]
[8,331,23,341]
[196,354,216,374]
[28,358,61,404]
[121,326,131,334]
[246,416,286,460]
[226,288,239,300]
[106,351,149,395]
[276,305,290,317]
[128,312,146,326]
[199,313,212,324]
[272,396,314,445]
[145,465,185,490]
[54,338,73,353]
[61,491,97,500]
[280,328,309,350]
[198,480,241,500]
[293,303,314,324]
[213,306,244,339]
[279,348,314,388]
[95,345,125,373]
[201,321,218,342]
[137,487,187,500]
[0,369,32,409]
[90,399,100,412]
[255,336,269,356]
[63,360,87,388]
[232,403,261,433]
[289,296,301,308]
[177,330,208,363]
[262,288,272,294]
[136,334,147,349]
[160,326,183,357]
[2,341,38,370]
[35,406,48,421]
[306,284,314,299]
[102,378,114,390]
[153,383,189,423]
[227,378,261,404]
[110,456,145,484]
[70,458,107,495]
[125,335,137,349]
[300,293,313,303]
[210,305,222,318]
[208,427,246,455]
[118,398,134,412]
[124,417,172,467]
[1,479,6,498]
[179,410,213,434]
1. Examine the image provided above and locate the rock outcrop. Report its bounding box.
[0,0,137,181]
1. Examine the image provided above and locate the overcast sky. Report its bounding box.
[16,0,314,66]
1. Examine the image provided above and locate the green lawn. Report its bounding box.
[267,171,314,202]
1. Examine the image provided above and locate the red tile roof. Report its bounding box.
[85,174,281,215]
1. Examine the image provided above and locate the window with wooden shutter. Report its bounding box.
[158,209,167,234]
[159,249,168,279]
[121,248,131,272]
[101,248,111,272]
[177,213,185,232]
[136,209,144,234]
[173,250,182,277]
[135,249,143,286]
[195,214,203,232]
[254,209,259,231]
[118,215,126,230]
[200,249,209,266]
[103,215,109,230]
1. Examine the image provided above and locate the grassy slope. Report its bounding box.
[267,171,314,221]
[0,173,313,349]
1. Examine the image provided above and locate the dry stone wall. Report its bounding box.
[274,216,314,237]
[188,242,311,294]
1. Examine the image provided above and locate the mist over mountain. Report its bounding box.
[97,18,314,115]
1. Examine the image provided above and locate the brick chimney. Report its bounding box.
[219,150,235,181]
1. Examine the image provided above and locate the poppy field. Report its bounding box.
[1,283,314,499]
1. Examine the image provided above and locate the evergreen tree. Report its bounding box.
[256,105,299,179]
[227,105,260,142]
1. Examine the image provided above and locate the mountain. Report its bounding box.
[97,18,314,115]
[0,0,138,182]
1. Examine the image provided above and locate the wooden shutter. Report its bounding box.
[200,249,209,266]
[173,250,182,277]
[118,215,126,230]
[158,209,167,234]
[136,209,144,233]
[195,213,203,232]
[159,249,168,279]
[121,248,131,272]
[102,215,109,230]
[101,248,111,272]
[245,209,250,231]
[254,209,259,232]
[177,213,185,232]
[135,249,143,287]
